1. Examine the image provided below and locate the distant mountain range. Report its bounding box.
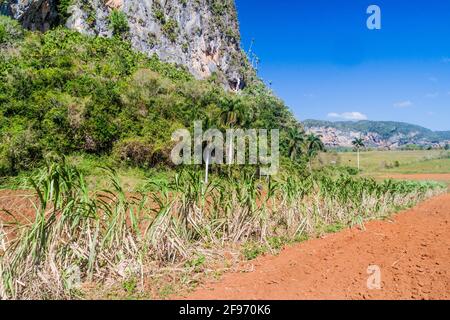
[303,120,450,149]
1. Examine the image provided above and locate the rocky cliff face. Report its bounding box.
[0,0,60,31]
[1,0,251,90]
[306,126,417,149]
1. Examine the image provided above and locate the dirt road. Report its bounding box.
[182,191,450,300]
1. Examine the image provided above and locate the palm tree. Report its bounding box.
[220,99,247,165]
[203,115,217,184]
[286,127,305,161]
[306,133,325,169]
[352,137,365,171]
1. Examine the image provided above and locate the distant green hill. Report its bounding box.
[303,120,450,149]
[436,131,450,140]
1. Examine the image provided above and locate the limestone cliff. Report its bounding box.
[0,0,252,90]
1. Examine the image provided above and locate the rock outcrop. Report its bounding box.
[0,0,60,31]
[1,0,251,90]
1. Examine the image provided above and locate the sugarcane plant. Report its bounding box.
[0,159,445,300]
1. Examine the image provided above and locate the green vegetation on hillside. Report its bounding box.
[0,16,298,177]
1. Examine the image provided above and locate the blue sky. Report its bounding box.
[234,0,450,131]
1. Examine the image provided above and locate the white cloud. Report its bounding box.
[393,100,413,108]
[442,57,450,63]
[327,112,368,121]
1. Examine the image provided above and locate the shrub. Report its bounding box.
[342,166,360,175]
[113,138,157,168]
[0,128,43,175]
[57,0,74,23]
[109,9,129,37]
[162,19,178,42]
[0,15,24,47]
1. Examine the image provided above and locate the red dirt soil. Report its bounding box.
[180,192,450,300]
[0,190,36,224]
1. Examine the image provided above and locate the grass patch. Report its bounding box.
[321,222,346,234]
[384,158,450,174]
[242,242,268,261]
[338,150,448,174]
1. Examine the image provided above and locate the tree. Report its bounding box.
[352,138,365,171]
[203,115,217,184]
[286,127,305,161]
[306,133,325,169]
[220,98,247,165]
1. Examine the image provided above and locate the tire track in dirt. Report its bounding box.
[180,192,450,300]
